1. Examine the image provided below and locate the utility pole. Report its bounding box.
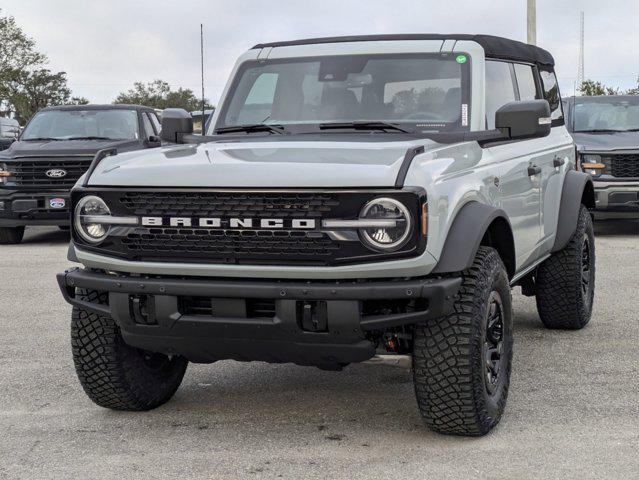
[527,0,537,45]
[577,11,585,90]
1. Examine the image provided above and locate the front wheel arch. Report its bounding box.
[433,202,516,279]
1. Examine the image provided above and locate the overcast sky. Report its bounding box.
[4,0,639,104]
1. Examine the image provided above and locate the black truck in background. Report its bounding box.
[564,95,639,218]
[0,104,162,244]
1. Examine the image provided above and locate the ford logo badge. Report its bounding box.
[46,169,67,178]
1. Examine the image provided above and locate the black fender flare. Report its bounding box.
[551,170,595,252]
[432,201,512,274]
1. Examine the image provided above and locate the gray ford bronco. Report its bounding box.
[57,34,596,436]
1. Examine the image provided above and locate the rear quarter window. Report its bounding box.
[513,64,538,101]
[540,69,563,121]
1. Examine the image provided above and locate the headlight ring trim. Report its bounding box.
[74,195,112,244]
[358,197,413,252]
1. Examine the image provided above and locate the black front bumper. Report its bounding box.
[57,268,461,367]
[592,181,639,217]
[0,189,71,226]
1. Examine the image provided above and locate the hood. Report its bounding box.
[0,138,142,158]
[87,139,439,188]
[572,131,639,152]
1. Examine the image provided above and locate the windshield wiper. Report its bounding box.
[215,124,286,135]
[22,137,64,141]
[576,129,625,133]
[66,136,116,141]
[319,121,414,133]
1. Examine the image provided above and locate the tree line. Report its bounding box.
[578,78,639,96]
[0,9,211,125]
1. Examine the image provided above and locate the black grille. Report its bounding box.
[116,192,343,264]
[7,157,93,187]
[121,227,340,261]
[74,189,424,266]
[605,154,639,178]
[119,192,340,218]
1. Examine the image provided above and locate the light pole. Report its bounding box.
[527,0,537,45]
[577,11,585,87]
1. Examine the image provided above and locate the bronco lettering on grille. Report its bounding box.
[141,217,316,229]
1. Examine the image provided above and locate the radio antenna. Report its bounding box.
[577,12,585,89]
[200,23,205,135]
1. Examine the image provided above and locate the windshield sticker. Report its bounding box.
[461,104,468,126]
[456,54,467,64]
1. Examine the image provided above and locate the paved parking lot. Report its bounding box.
[1,223,638,480]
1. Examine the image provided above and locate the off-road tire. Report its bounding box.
[413,247,513,436]
[71,289,188,411]
[535,205,595,330]
[0,226,25,244]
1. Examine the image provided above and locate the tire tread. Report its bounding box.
[536,205,595,330]
[71,289,187,410]
[413,247,512,436]
[0,226,25,244]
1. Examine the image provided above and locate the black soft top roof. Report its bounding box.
[253,34,554,67]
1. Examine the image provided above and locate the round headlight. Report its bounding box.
[74,195,111,244]
[359,198,412,251]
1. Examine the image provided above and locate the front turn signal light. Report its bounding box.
[421,202,428,237]
[0,168,10,184]
[583,163,605,176]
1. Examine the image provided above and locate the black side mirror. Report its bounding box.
[145,135,161,148]
[160,108,193,143]
[495,100,551,140]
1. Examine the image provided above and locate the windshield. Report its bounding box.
[22,109,140,141]
[570,97,639,132]
[213,53,470,134]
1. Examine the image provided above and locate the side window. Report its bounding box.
[513,63,538,101]
[540,69,563,121]
[148,113,161,134]
[141,113,154,138]
[485,61,517,129]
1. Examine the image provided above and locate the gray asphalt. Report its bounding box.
[1,223,638,480]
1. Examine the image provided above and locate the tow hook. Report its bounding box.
[298,300,328,332]
[130,294,157,325]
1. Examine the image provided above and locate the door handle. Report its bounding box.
[527,165,542,176]
[553,157,566,168]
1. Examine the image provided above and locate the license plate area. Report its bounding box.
[178,296,276,319]
[48,197,67,210]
